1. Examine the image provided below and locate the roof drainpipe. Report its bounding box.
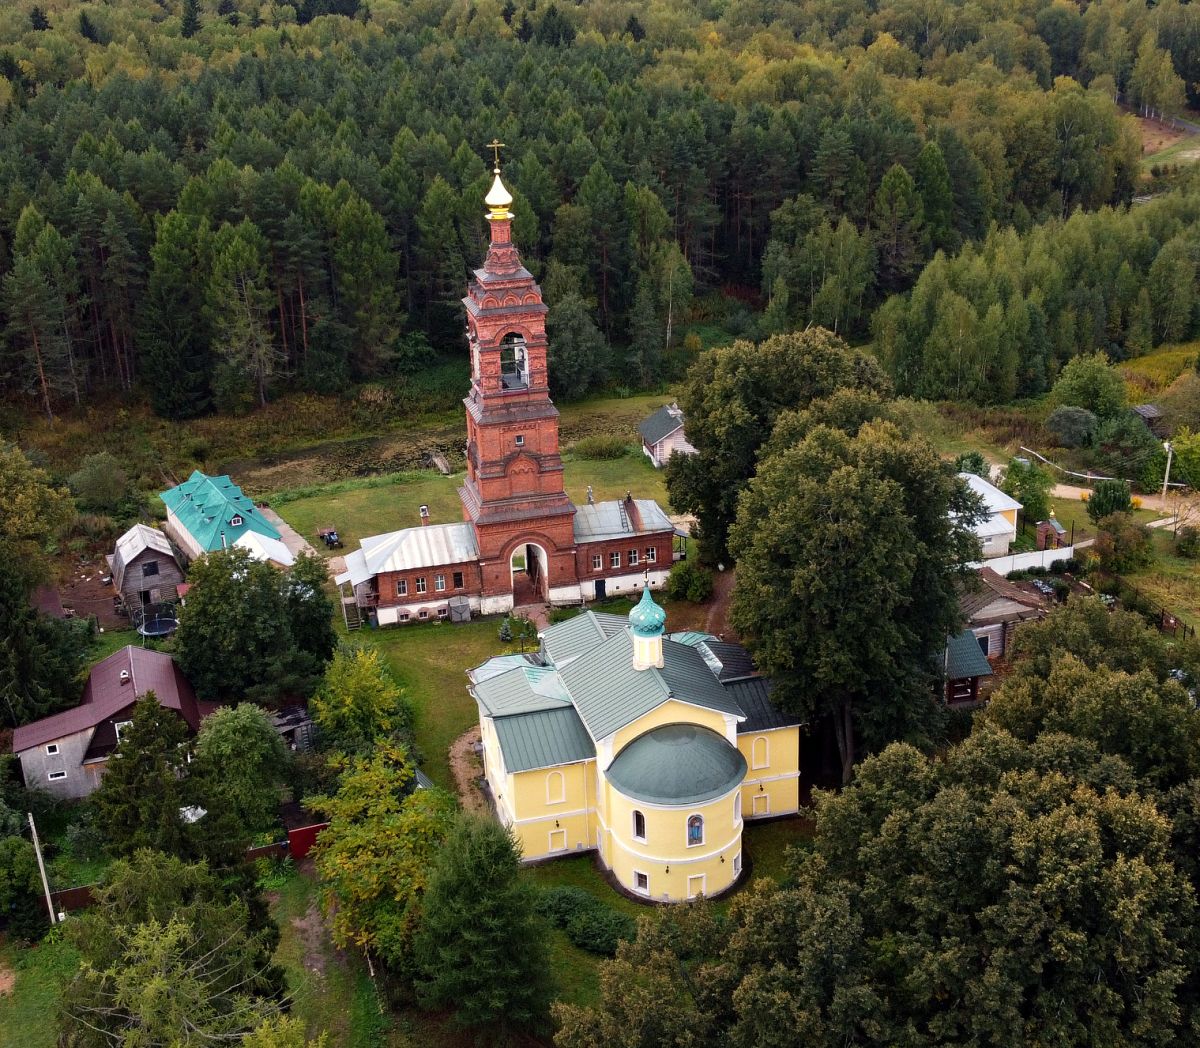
[221,530,227,550]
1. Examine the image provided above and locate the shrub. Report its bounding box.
[1051,352,1126,418]
[1045,406,1098,448]
[68,452,131,513]
[953,451,988,476]
[538,886,635,957]
[1176,526,1200,559]
[571,435,628,460]
[1087,479,1133,523]
[565,907,636,956]
[667,559,713,603]
[1094,512,1154,573]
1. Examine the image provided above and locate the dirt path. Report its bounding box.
[705,567,737,639]
[449,727,489,815]
[0,961,14,997]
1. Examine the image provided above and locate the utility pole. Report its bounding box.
[1162,440,1174,507]
[27,812,56,925]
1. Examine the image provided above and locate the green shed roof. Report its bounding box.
[607,724,747,805]
[945,630,994,680]
[160,471,281,552]
[494,707,594,773]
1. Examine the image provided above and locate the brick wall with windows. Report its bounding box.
[376,561,483,607]
[574,532,673,581]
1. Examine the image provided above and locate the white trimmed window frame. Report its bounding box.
[633,870,650,895]
[546,770,566,804]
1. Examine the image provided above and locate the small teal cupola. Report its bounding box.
[630,586,666,671]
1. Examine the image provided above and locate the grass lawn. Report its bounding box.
[0,936,80,1048]
[269,867,393,1047]
[1126,529,1200,627]
[364,618,508,790]
[522,815,813,1007]
[273,452,669,562]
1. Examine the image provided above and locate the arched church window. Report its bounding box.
[632,810,646,841]
[687,814,704,847]
[499,332,528,390]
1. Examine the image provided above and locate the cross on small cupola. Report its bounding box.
[484,138,513,220]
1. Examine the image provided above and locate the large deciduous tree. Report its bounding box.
[309,744,455,982]
[557,733,1197,1047]
[729,421,981,782]
[61,850,284,1046]
[311,646,414,755]
[175,547,332,702]
[666,328,890,563]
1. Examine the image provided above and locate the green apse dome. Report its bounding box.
[628,586,667,637]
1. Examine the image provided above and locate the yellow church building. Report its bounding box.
[468,588,802,902]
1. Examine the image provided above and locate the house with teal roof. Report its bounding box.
[160,471,283,562]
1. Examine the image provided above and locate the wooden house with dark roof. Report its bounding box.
[107,523,185,611]
[12,647,216,799]
[959,567,1047,659]
[638,402,696,468]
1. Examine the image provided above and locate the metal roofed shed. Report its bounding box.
[109,524,176,592]
[234,530,295,568]
[945,629,994,680]
[573,499,674,543]
[606,724,748,805]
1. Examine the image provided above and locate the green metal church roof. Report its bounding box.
[606,723,748,805]
[494,707,594,772]
[160,471,281,552]
[557,633,744,742]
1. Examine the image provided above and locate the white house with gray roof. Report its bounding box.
[638,402,696,468]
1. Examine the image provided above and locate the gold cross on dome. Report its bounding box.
[486,138,505,169]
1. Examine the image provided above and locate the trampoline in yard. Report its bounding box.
[132,602,180,638]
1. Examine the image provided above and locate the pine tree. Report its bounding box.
[181,0,201,38]
[627,277,661,385]
[206,221,279,411]
[29,6,49,31]
[415,815,551,1037]
[873,163,925,294]
[2,254,70,421]
[547,293,609,399]
[92,695,191,857]
[140,211,213,419]
[914,141,954,253]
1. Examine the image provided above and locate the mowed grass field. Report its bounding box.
[273,451,670,558]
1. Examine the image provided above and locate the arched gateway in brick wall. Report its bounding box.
[336,159,679,626]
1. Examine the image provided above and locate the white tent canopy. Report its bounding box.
[234,530,295,567]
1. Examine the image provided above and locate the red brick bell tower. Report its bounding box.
[459,153,579,610]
